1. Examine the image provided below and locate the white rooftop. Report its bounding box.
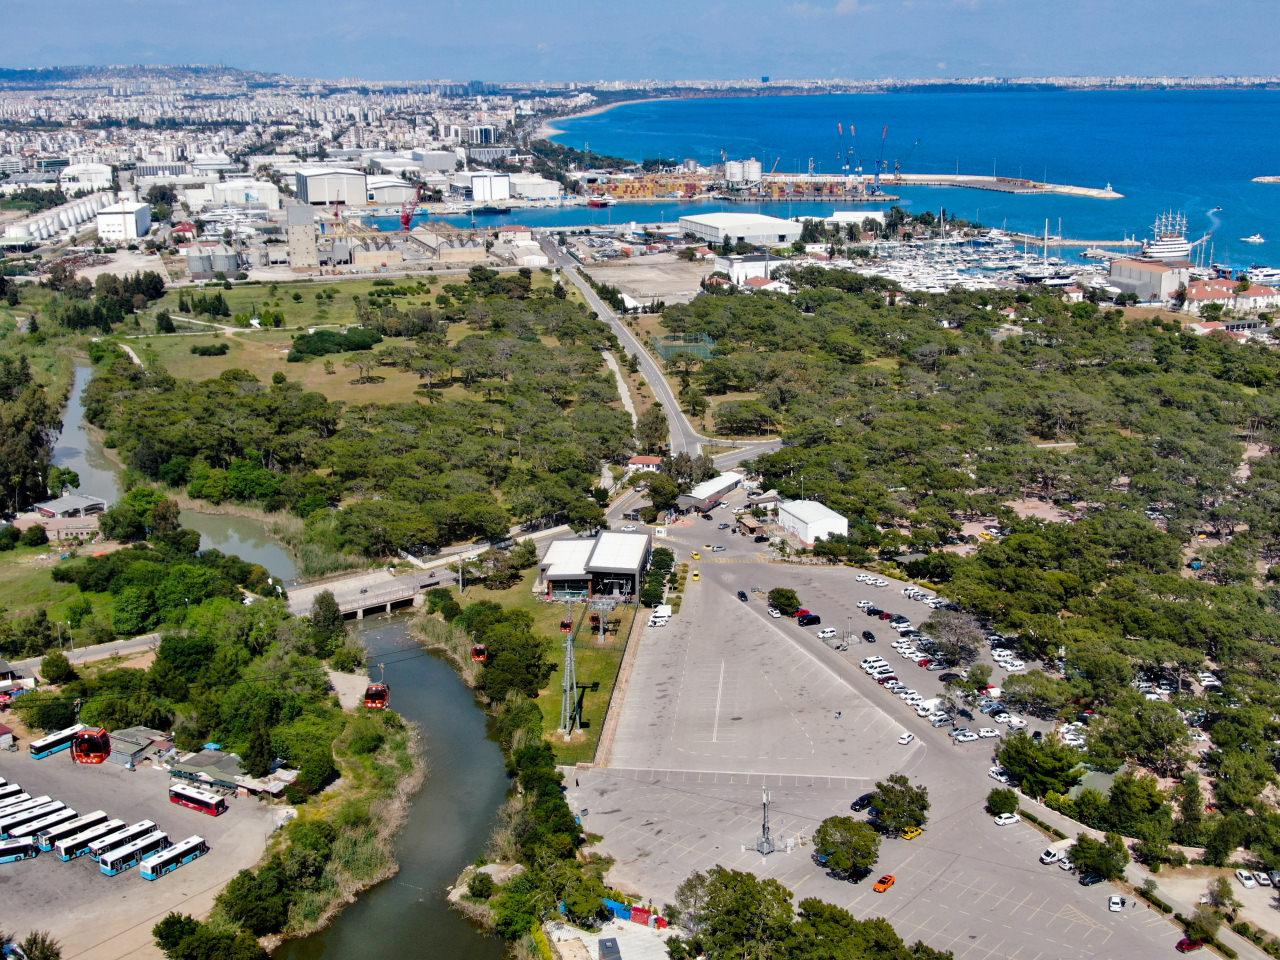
[97,201,147,214]
[588,531,650,572]
[679,212,796,230]
[541,539,595,579]
[780,499,846,523]
[688,471,744,501]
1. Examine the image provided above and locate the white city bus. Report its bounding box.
[38,810,106,852]
[54,818,125,861]
[100,830,170,876]
[87,820,157,862]
[140,835,209,880]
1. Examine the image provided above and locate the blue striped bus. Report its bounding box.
[53,818,124,861]
[0,784,25,806]
[0,836,39,863]
[0,801,63,839]
[37,810,106,852]
[16,807,77,842]
[100,830,169,876]
[0,793,39,816]
[140,835,208,880]
[87,820,156,862]
[28,723,86,760]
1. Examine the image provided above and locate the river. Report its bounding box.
[55,361,512,959]
[54,362,299,581]
[275,616,510,960]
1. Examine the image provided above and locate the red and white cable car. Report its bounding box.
[71,728,112,765]
[363,683,390,710]
[470,644,488,663]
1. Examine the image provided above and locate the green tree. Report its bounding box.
[40,649,76,684]
[1069,832,1129,880]
[16,931,62,960]
[986,788,1019,816]
[871,773,930,833]
[468,871,495,899]
[812,816,881,877]
[153,914,201,955]
[1183,905,1222,944]
[243,723,274,778]
[767,587,801,616]
[997,732,1082,798]
[923,609,983,666]
[310,590,345,657]
[20,523,49,547]
[636,402,668,454]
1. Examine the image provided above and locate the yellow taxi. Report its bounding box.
[691,551,701,560]
[691,571,701,581]
[899,826,923,841]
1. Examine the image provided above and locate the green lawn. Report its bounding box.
[0,547,114,630]
[454,570,637,765]
[130,330,468,405]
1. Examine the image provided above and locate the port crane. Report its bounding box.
[869,125,889,195]
[399,182,427,232]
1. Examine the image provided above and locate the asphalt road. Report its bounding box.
[540,236,702,455]
[569,496,1198,960]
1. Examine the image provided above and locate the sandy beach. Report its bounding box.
[536,96,666,139]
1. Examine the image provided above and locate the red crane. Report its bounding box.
[399,182,427,231]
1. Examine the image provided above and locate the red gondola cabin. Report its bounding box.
[363,683,390,709]
[470,644,488,663]
[71,728,111,765]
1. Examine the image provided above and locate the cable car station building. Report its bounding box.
[538,530,652,600]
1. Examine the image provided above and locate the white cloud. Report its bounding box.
[788,0,866,15]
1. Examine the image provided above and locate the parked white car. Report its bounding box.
[993,812,1020,826]
[817,627,838,639]
[988,766,1010,783]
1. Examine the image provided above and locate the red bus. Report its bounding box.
[168,782,227,817]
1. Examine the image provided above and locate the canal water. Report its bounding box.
[54,363,299,580]
[57,361,512,959]
[274,616,510,960]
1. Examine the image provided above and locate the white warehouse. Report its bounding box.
[509,174,561,201]
[678,212,802,248]
[777,500,848,546]
[95,201,151,241]
[295,167,367,206]
[452,172,511,203]
[365,176,418,205]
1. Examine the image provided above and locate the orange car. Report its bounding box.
[873,874,896,893]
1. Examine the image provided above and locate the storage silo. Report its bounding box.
[724,160,745,185]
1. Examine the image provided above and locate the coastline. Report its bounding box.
[536,96,668,139]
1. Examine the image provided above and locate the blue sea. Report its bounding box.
[380,89,1280,269]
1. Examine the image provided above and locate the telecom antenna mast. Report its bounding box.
[756,786,776,855]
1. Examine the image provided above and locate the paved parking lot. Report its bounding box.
[0,751,275,960]
[569,501,1189,959]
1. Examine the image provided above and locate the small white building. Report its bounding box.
[714,253,776,285]
[95,201,151,241]
[454,172,511,203]
[824,210,887,229]
[679,212,802,248]
[211,179,281,209]
[777,500,848,546]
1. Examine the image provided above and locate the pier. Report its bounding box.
[1007,233,1141,248]
[891,174,1123,199]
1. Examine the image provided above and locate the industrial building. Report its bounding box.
[33,494,106,519]
[538,530,652,600]
[1,192,116,247]
[714,253,777,285]
[295,167,367,206]
[1108,258,1190,302]
[210,178,281,209]
[509,173,561,200]
[678,212,802,248]
[677,472,744,513]
[453,172,511,203]
[285,204,319,268]
[365,175,418,204]
[776,500,849,546]
[95,200,151,241]
[58,162,113,192]
[410,149,461,173]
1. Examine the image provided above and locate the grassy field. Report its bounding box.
[453,569,637,765]
[131,330,468,405]
[0,547,114,629]
[153,277,451,329]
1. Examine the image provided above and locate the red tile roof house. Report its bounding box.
[1183,279,1280,317]
[625,455,663,476]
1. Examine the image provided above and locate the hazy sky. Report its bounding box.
[4,0,1277,81]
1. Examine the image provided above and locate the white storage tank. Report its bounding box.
[724,160,745,185]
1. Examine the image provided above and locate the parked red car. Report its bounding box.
[1175,938,1204,953]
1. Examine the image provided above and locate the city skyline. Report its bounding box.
[3,0,1278,82]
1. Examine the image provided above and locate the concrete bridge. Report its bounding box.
[287,567,459,619]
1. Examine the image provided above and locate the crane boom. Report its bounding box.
[399,182,427,232]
